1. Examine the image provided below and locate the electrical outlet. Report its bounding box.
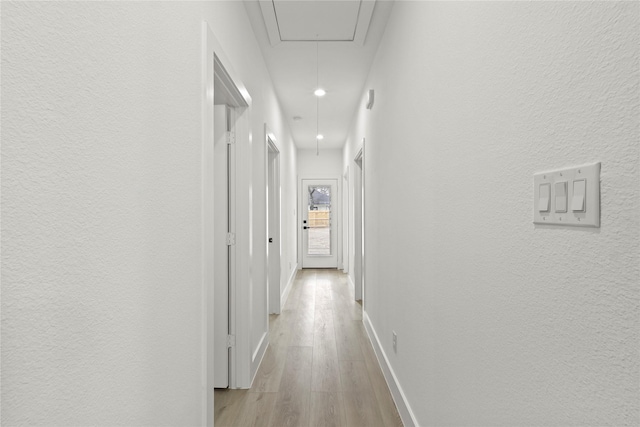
[392,331,397,353]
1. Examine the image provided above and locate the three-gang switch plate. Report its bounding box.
[533,162,600,227]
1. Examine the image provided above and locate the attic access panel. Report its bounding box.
[260,0,376,45]
[275,1,359,41]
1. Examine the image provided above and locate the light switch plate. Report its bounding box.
[533,162,600,227]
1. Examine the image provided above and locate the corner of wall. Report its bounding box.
[281,262,298,309]
[363,311,419,427]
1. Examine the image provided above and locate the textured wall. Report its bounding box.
[1,1,297,425]
[298,148,344,178]
[1,3,203,424]
[344,2,639,425]
[282,136,299,276]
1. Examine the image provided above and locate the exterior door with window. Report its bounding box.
[302,179,338,268]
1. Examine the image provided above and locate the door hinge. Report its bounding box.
[226,334,236,348]
[226,232,236,246]
[226,131,235,145]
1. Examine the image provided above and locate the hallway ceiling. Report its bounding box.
[245,0,394,150]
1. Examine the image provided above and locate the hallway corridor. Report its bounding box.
[214,269,403,427]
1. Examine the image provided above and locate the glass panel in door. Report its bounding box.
[302,179,338,268]
[307,185,331,256]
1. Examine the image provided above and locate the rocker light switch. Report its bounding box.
[533,162,600,227]
[555,181,567,213]
[538,183,550,212]
[572,179,586,212]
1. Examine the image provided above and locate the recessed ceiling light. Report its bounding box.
[314,88,326,97]
[316,134,324,140]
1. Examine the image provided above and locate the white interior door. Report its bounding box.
[213,105,229,388]
[301,179,338,268]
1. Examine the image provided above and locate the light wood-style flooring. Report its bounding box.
[214,269,403,427]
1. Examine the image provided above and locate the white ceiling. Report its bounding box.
[245,0,394,150]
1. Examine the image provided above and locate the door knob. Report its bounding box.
[303,226,308,230]
[268,237,273,243]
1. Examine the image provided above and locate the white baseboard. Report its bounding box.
[363,311,419,427]
[280,263,297,309]
[249,330,269,387]
[250,264,297,388]
[347,274,355,294]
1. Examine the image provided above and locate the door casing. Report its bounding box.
[203,23,257,415]
[354,144,364,302]
[266,127,281,314]
[299,178,340,269]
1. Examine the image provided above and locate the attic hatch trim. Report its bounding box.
[258,0,376,46]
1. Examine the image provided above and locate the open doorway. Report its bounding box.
[213,66,246,390]
[210,51,251,391]
[204,22,255,426]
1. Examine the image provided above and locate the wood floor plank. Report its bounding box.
[309,392,347,427]
[341,390,385,427]
[251,344,286,392]
[235,392,277,427]
[270,309,295,348]
[354,313,403,426]
[339,360,373,393]
[289,309,315,347]
[367,367,404,427]
[312,344,341,392]
[269,389,310,427]
[334,321,364,361]
[314,309,335,342]
[214,389,250,427]
[279,346,313,392]
[316,285,333,299]
[359,340,403,426]
[290,295,316,312]
[315,297,335,311]
[312,309,341,392]
[214,269,403,427]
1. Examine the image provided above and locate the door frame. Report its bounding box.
[342,167,349,273]
[298,177,341,269]
[212,105,231,389]
[353,142,364,303]
[202,22,253,424]
[265,126,281,314]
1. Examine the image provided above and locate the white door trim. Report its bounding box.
[213,105,229,389]
[202,24,253,424]
[265,125,281,314]
[342,167,349,273]
[354,143,364,303]
[299,177,340,269]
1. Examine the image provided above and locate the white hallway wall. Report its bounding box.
[298,148,344,178]
[269,107,299,310]
[1,2,297,425]
[242,2,299,307]
[344,2,639,425]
